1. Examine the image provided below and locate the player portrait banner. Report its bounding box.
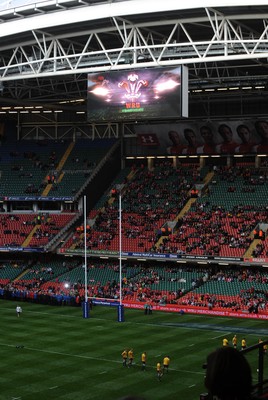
[124,118,268,156]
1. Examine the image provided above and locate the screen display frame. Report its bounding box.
[87,66,188,122]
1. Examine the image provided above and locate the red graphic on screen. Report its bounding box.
[118,73,148,101]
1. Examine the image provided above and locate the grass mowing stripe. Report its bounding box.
[4,306,241,334]
[6,304,268,335]
[0,341,204,375]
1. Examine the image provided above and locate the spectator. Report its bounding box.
[205,346,252,400]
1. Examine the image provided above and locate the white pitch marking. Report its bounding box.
[49,386,58,390]
[99,371,107,374]
[211,333,231,339]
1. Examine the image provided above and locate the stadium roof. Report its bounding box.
[1,0,268,119]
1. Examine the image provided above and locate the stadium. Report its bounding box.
[1,0,268,399]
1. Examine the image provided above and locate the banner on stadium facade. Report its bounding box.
[61,248,244,262]
[244,257,268,264]
[0,246,44,252]
[2,196,74,201]
[124,119,268,156]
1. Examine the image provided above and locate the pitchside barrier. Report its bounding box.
[121,300,268,320]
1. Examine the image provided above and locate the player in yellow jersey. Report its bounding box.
[163,356,170,373]
[157,362,163,381]
[141,352,146,371]
[232,335,237,349]
[241,338,247,350]
[223,338,229,347]
[121,349,128,367]
[128,349,134,367]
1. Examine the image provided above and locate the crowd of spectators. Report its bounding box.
[158,205,266,257]
[4,147,268,261]
[63,163,268,261]
[0,212,75,248]
[64,161,205,252]
[2,259,268,315]
[177,267,268,313]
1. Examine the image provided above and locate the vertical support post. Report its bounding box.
[83,195,90,318]
[118,192,124,322]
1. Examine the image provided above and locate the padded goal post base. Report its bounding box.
[117,304,125,322]
[82,301,90,318]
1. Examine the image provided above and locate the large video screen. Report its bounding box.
[87,66,188,122]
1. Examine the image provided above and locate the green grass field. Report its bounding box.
[1,299,268,400]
